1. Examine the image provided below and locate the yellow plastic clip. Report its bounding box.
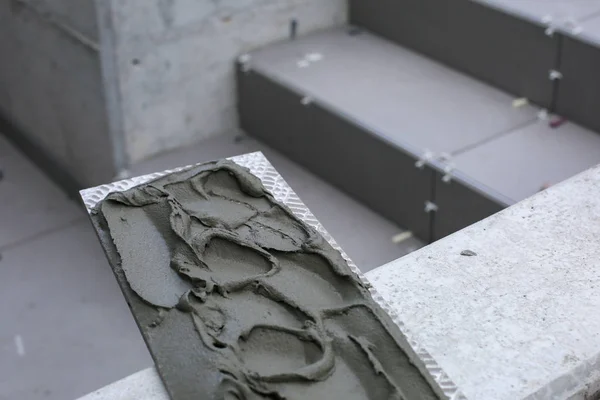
[512,98,529,108]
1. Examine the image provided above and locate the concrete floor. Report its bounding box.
[0,131,421,400]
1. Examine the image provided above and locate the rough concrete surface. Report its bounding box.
[98,0,347,163]
[366,165,600,400]
[19,0,99,40]
[0,0,115,186]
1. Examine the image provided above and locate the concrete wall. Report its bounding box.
[0,0,116,186]
[99,0,347,164]
[0,0,345,185]
[22,0,99,40]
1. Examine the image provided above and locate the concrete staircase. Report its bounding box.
[237,1,600,243]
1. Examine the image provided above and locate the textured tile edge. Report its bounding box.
[79,151,465,400]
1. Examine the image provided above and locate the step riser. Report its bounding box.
[433,173,507,241]
[557,36,600,133]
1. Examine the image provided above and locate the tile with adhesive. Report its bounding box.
[0,220,151,400]
[0,134,82,249]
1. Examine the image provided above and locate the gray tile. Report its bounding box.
[0,220,151,400]
[0,134,82,249]
[477,0,600,22]
[578,10,600,40]
[452,120,600,202]
[556,29,600,134]
[132,131,421,272]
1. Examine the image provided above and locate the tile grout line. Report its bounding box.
[451,118,537,157]
[0,216,87,253]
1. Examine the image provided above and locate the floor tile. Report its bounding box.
[0,220,151,400]
[0,134,83,249]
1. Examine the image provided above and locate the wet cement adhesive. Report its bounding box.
[92,160,438,400]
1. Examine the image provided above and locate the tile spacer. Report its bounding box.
[442,165,455,184]
[415,150,434,169]
[238,54,252,73]
[301,96,313,106]
[549,70,563,81]
[424,201,439,214]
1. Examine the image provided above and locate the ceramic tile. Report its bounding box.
[453,120,600,202]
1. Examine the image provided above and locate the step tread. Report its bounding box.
[452,120,600,202]
[248,28,538,157]
[476,0,600,23]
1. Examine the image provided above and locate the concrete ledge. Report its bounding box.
[366,165,600,399]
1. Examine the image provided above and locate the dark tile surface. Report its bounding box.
[556,27,600,133]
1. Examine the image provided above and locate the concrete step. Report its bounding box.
[349,0,600,133]
[237,28,600,242]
